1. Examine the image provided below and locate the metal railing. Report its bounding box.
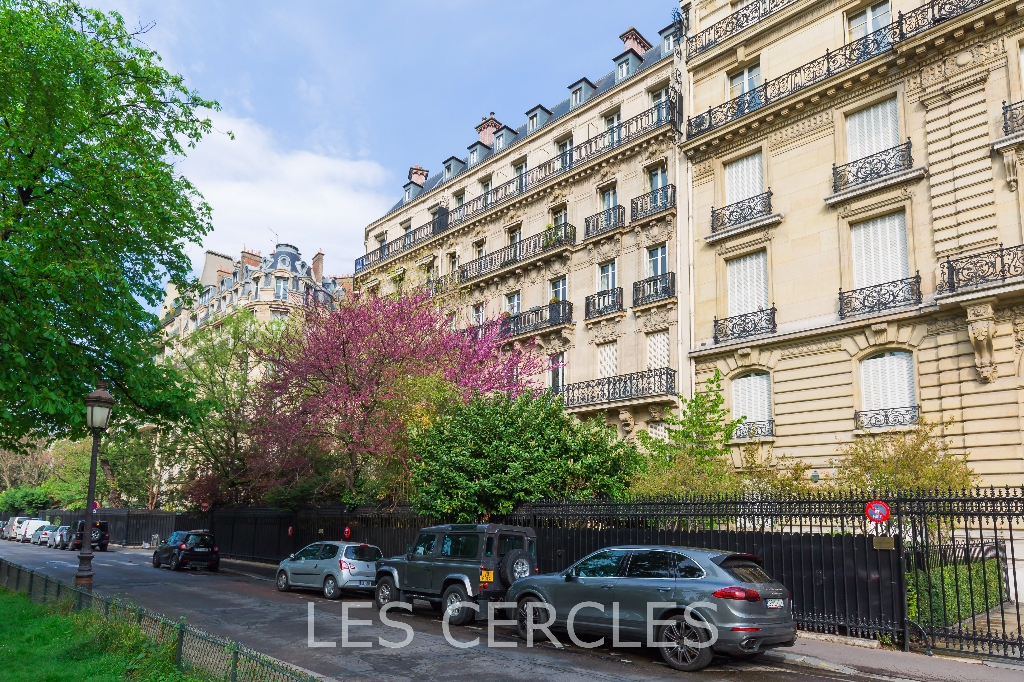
[855,404,920,429]
[1003,99,1024,136]
[687,0,994,139]
[560,367,677,408]
[585,287,623,318]
[937,243,1024,293]
[633,272,676,307]
[584,205,626,239]
[686,0,798,60]
[425,272,459,296]
[733,419,775,439]
[632,185,676,221]
[503,301,573,337]
[714,306,777,344]
[711,190,773,232]
[833,141,913,193]
[839,273,921,319]
[458,223,575,282]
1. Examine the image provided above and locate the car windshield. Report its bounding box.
[185,534,214,548]
[722,560,775,584]
[43,526,57,531]
[345,545,382,561]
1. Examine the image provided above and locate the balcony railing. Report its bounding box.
[937,243,1024,294]
[585,288,623,319]
[355,211,453,274]
[711,191,772,232]
[714,306,776,344]
[459,223,575,282]
[584,205,626,239]
[633,273,676,307]
[839,273,921,319]
[686,0,798,60]
[855,405,920,429]
[687,0,994,139]
[733,419,774,440]
[503,301,573,337]
[560,367,677,408]
[426,272,459,296]
[1003,100,1024,136]
[632,185,676,221]
[832,141,912,193]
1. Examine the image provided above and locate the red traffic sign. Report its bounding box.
[865,500,891,524]
[92,501,98,511]
[287,526,293,536]
[343,526,352,539]
[200,501,210,513]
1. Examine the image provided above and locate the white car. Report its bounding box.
[18,519,48,543]
[4,517,28,540]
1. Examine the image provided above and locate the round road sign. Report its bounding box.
[200,501,210,513]
[865,500,891,524]
[92,501,98,512]
[343,526,352,539]
[287,526,293,536]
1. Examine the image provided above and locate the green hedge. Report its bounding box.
[908,558,1005,628]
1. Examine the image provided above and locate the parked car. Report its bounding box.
[374,524,537,624]
[152,530,219,571]
[18,519,48,543]
[3,517,29,540]
[69,520,109,551]
[48,525,69,548]
[276,542,383,599]
[31,525,58,545]
[505,546,796,672]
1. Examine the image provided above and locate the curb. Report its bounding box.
[762,650,862,676]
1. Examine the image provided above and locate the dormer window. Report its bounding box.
[617,61,629,80]
[495,134,504,150]
[445,164,452,179]
[528,114,538,131]
[571,88,582,107]
[404,188,411,201]
[664,33,676,53]
[470,149,478,164]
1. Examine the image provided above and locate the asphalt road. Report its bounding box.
[0,541,879,682]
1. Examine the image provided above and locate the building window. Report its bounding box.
[849,0,890,42]
[474,241,485,259]
[445,164,452,179]
[455,192,464,208]
[404,188,411,202]
[861,351,915,412]
[733,372,772,425]
[552,206,567,225]
[448,252,459,274]
[649,165,668,190]
[663,33,676,53]
[601,187,618,210]
[648,244,668,277]
[528,114,538,131]
[376,234,387,249]
[647,330,670,369]
[508,227,521,246]
[597,341,618,378]
[724,151,764,205]
[275,278,287,300]
[505,291,521,315]
[617,60,629,80]
[470,149,478,164]
[599,261,616,291]
[557,137,573,164]
[550,277,567,302]
[847,97,899,162]
[729,63,761,100]
[447,313,457,330]
[549,352,565,391]
[472,303,485,325]
[514,162,526,191]
[571,88,582,106]
[727,250,768,317]
[605,112,621,145]
[271,310,288,320]
[851,211,909,289]
[481,179,492,205]
[495,134,504,150]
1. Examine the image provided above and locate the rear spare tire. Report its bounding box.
[498,548,534,586]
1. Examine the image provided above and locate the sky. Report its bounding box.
[92,1,679,280]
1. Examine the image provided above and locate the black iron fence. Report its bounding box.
[631,185,676,221]
[504,301,573,337]
[854,405,921,429]
[633,272,676,307]
[560,367,677,408]
[839,273,921,319]
[833,141,913,193]
[733,419,774,439]
[584,205,625,239]
[937,243,1024,294]
[459,223,575,282]
[585,287,623,319]
[711,190,773,232]
[686,0,798,60]
[714,306,777,344]
[1003,99,1024,136]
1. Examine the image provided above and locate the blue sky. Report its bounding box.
[94,1,678,278]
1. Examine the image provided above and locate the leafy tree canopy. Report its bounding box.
[0,485,51,513]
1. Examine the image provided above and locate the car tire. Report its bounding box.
[323,575,341,600]
[374,576,397,608]
[515,596,547,640]
[442,584,475,626]
[498,548,534,586]
[656,615,714,672]
[276,571,290,592]
[168,555,181,572]
[152,553,161,568]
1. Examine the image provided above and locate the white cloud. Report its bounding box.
[177,114,394,277]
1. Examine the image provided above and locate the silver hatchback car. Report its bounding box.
[276,542,383,599]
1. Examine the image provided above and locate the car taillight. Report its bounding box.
[179,543,187,550]
[712,587,761,602]
[213,546,218,552]
[339,559,356,570]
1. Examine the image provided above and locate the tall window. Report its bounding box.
[727,250,769,317]
[404,188,410,202]
[481,179,492,206]
[724,152,764,205]
[605,112,621,145]
[550,277,567,302]
[649,166,668,190]
[552,206,567,225]
[528,114,538,131]
[505,291,521,315]
[847,97,899,161]
[472,303,485,325]
[648,245,668,277]
[730,63,761,99]
[445,164,452,180]
[549,353,565,391]
[848,1,890,42]
[861,351,915,412]
[448,253,459,274]
[733,372,772,423]
[474,241,485,259]
[617,60,629,80]
[455,193,464,208]
[470,149,478,164]
[599,261,617,291]
[275,278,287,300]
[508,227,521,246]
[647,330,670,369]
[663,33,676,53]
[597,341,618,378]
[571,88,582,107]
[601,187,618,211]
[851,212,909,289]
[514,162,526,191]
[558,137,573,165]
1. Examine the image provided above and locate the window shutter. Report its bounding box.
[727,250,769,317]
[598,342,618,378]
[647,331,670,369]
[733,372,771,423]
[724,151,764,205]
[851,211,909,288]
[847,97,899,161]
[861,351,914,411]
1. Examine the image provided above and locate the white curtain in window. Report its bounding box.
[861,351,915,412]
[727,250,769,317]
[847,97,899,161]
[733,372,771,423]
[597,342,617,378]
[647,331,670,369]
[851,211,909,289]
[724,151,763,205]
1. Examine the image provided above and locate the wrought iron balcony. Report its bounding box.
[561,367,677,408]
[711,191,772,232]
[355,211,453,274]
[632,185,676,221]
[584,205,625,239]
[937,243,1024,294]
[686,0,798,60]
[733,419,774,440]
[832,141,912,193]
[426,272,459,297]
[573,98,675,163]
[855,405,920,430]
[1003,100,1024,136]
[503,301,573,337]
[585,288,623,319]
[714,306,776,344]
[839,273,921,319]
[633,273,676,307]
[459,223,575,282]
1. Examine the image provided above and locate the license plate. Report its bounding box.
[194,548,209,552]
[480,570,493,582]
[359,581,370,586]
[766,599,784,609]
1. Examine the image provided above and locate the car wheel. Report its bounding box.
[276,571,290,592]
[152,552,161,568]
[168,555,181,572]
[498,549,534,586]
[657,615,714,672]
[442,584,474,626]
[516,596,545,640]
[323,575,340,600]
[374,576,396,608]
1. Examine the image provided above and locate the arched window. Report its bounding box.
[861,351,915,413]
[733,371,772,438]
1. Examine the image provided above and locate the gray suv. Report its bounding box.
[505,545,796,672]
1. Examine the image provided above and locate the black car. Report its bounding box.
[70,520,109,551]
[152,530,219,571]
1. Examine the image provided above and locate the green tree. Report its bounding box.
[0,0,221,450]
[410,392,643,521]
[738,442,817,496]
[0,485,50,513]
[38,439,101,508]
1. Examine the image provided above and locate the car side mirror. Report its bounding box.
[288,553,296,560]
[564,570,577,582]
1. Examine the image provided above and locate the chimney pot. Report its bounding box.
[408,166,429,186]
[475,113,502,146]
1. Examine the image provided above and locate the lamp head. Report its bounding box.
[85,382,115,430]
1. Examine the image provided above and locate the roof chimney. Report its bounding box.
[408,165,429,186]
[312,251,324,281]
[475,112,501,147]
[619,26,652,55]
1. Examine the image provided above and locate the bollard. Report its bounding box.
[229,645,239,682]
[175,622,184,668]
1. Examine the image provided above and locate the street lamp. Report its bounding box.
[75,382,114,589]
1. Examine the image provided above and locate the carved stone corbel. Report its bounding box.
[618,408,636,435]
[1002,147,1019,192]
[964,300,997,383]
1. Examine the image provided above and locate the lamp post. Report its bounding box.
[75,382,114,590]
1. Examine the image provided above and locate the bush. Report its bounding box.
[908,558,1006,627]
[0,486,51,513]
